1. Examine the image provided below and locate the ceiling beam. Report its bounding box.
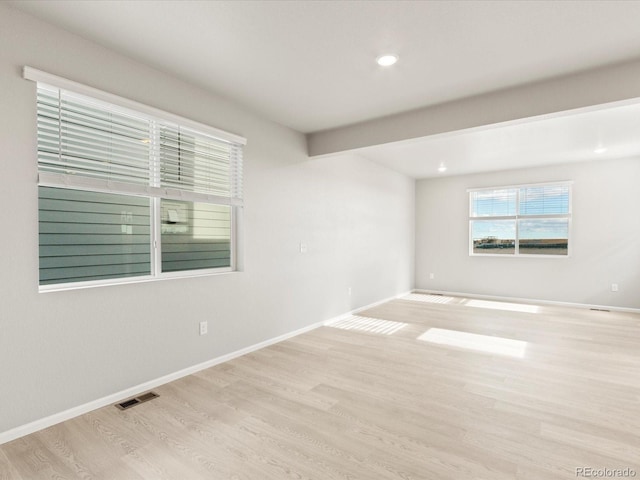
[307,57,640,157]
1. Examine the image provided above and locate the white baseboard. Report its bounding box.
[412,288,640,314]
[323,290,413,325]
[0,319,326,446]
[0,290,412,446]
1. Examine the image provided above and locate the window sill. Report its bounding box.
[469,253,571,259]
[38,268,240,293]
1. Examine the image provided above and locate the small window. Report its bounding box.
[469,182,571,256]
[26,68,246,290]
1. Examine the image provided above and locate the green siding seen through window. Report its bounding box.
[160,201,231,273]
[39,187,151,285]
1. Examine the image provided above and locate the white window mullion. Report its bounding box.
[149,120,161,277]
[515,188,520,255]
[149,120,161,188]
[151,197,162,277]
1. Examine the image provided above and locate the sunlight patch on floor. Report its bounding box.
[463,299,539,314]
[418,328,527,358]
[402,293,455,304]
[328,316,407,335]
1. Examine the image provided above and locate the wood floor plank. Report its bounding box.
[0,448,23,480]
[1,436,80,479]
[2,293,639,479]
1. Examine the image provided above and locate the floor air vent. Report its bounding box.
[115,391,159,410]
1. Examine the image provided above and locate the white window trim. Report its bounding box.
[465,180,573,193]
[23,66,246,146]
[26,67,246,292]
[468,181,573,258]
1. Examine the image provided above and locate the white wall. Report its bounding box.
[0,5,415,434]
[415,157,640,309]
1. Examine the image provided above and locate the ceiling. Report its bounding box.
[354,100,640,178]
[9,0,640,178]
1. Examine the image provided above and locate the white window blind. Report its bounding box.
[26,67,246,290]
[159,125,243,199]
[37,85,152,186]
[470,188,516,217]
[519,184,570,215]
[35,83,244,205]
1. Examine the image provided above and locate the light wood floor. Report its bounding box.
[2,294,640,479]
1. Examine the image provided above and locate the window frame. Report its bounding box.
[25,67,246,292]
[468,181,573,258]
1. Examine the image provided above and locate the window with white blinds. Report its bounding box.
[26,67,246,290]
[469,182,571,256]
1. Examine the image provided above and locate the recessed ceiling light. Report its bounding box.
[594,146,607,154]
[376,54,398,67]
[438,163,447,173]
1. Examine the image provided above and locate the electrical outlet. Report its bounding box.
[611,283,619,292]
[429,273,435,280]
[300,243,308,254]
[348,287,352,296]
[199,321,208,336]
